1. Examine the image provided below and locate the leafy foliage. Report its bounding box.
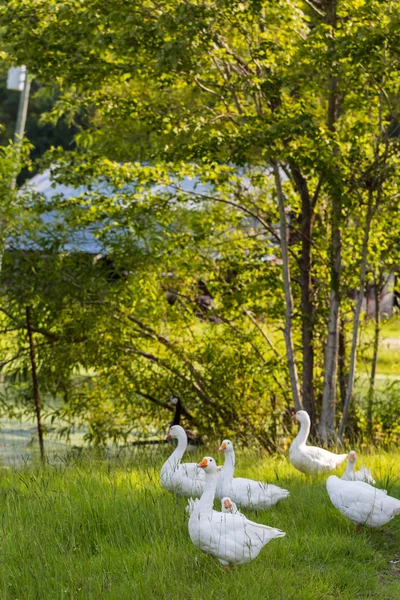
[0,0,400,443]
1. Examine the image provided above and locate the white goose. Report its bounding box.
[160,425,205,497]
[186,495,240,517]
[326,476,400,529]
[221,496,242,515]
[188,457,286,566]
[216,440,290,509]
[341,450,375,484]
[289,410,347,475]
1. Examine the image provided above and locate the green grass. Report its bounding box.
[0,446,399,600]
[356,316,400,379]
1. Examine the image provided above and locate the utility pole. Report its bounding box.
[14,67,31,141]
[0,67,31,273]
[9,65,31,189]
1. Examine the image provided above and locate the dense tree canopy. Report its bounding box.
[0,0,399,446]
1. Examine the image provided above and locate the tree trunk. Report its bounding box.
[300,185,315,424]
[319,267,340,441]
[367,275,382,438]
[273,163,302,412]
[319,182,341,441]
[338,190,374,441]
[338,316,347,409]
[26,305,45,463]
[318,0,340,443]
[290,165,316,425]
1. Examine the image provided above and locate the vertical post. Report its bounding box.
[1,69,31,274]
[11,69,31,191]
[14,68,31,142]
[25,305,45,463]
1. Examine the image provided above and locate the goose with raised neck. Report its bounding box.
[341,450,375,484]
[169,396,203,449]
[292,410,310,446]
[188,456,286,566]
[160,425,204,497]
[217,439,235,498]
[216,439,290,509]
[289,410,347,475]
[166,424,187,467]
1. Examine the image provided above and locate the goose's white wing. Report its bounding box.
[341,464,376,485]
[231,477,290,509]
[355,465,376,485]
[327,476,400,527]
[186,498,199,516]
[161,463,205,497]
[306,446,348,470]
[290,442,347,475]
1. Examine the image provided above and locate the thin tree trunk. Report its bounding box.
[25,305,45,463]
[270,391,277,447]
[367,275,382,438]
[273,163,302,412]
[338,190,374,441]
[319,265,341,441]
[319,0,341,443]
[338,316,347,408]
[319,180,342,441]
[300,186,315,424]
[290,165,316,425]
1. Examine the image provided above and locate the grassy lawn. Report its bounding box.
[357,316,400,379]
[0,446,398,600]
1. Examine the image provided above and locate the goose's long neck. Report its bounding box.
[196,472,218,512]
[171,401,181,426]
[344,459,355,477]
[168,434,187,467]
[221,449,235,484]
[295,419,310,446]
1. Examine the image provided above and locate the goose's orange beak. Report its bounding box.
[291,413,297,422]
[223,499,232,510]
[219,442,227,451]
[166,432,172,440]
[349,452,356,463]
[197,458,208,468]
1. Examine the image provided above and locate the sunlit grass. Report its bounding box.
[356,315,400,379]
[0,445,398,599]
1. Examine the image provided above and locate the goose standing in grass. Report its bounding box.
[216,440,290,509]
[289,410,347,475]
[188,457,286,566]
[160,425,205,497]
[326,476,400,529]
[341,450,375,484]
